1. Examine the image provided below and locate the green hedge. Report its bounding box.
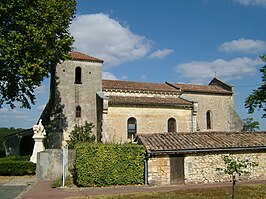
[0,156,36,176]
[0,155,30,162]
[75,143,146,187]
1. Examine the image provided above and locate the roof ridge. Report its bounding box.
[103,79,166,85]
[69,51,104,63]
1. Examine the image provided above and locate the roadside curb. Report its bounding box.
[15,182,36,199]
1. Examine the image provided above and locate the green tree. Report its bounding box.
[245,54,266,118]
[242,118,260,132]
[68,121,96,148]
[217,155,258,199]
[0,0,76,109]
[0,127,24,157]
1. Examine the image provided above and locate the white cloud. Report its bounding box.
[102,71,118,80]
[175,57,260,83]
[148,49,174,59]
[219,38,266,54]
[70,13,151,67]
[234,0,266,7]
[0,108,36,128]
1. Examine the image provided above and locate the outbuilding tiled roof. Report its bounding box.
[69,51,103,63]
[170,83,233,94]
[136,132,266,155]
[108,96,192,107]
[103,80,179,93]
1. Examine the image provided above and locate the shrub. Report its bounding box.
[0,156,36,175]
[52,175,74,188]
[75,143,146,187]
[68,121,96,149]
[0,155,30,162]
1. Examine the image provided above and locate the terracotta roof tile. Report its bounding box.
[69,51,103,63]
[172,83,232,94]
[108,96,192,107]
[137,132,266,154]
[103,80,179,93]
[103,80,232,95]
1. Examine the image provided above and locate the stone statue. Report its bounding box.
[30,119,46,163]
[33,119,46,137]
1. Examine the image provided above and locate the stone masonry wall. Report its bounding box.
[148,156,170,185]
[147,152,266,185]
[104,106,192,143]
[184,152,266,184]
[55,60,102,143]
[182,92,243,131]
[37,149,76,181]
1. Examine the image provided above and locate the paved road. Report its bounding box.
[0,185,27,199]
[0,176,36,199]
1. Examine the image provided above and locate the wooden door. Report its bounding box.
[170,155,184,184]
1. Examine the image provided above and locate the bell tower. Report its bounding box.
[43,51,103,147]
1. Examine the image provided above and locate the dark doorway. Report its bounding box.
[19,135,34,156]
[170,155,184,184]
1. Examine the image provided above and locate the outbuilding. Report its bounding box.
[136,131,266,185]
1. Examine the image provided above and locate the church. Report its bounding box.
[5,51,266,185]
[40,51,266,185]
[40,51,243,147]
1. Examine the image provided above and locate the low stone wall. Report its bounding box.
[36,149,76,181]
[184,152,266,184]
[147,151,266,185]
[148,156,170,185]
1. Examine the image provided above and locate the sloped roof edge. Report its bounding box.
[136,131,266,155]
[69,51,104,63]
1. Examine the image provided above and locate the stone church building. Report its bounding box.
[38,51,265,185]
[39,51,244,146]
[6,51,266,185]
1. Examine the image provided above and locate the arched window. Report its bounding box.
[76,106,81,118]
[206,110,212,129]
[75,67,82,84]
[168,118,176,132]
[127,117,137,140]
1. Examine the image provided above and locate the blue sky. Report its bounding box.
[1,0,266,130]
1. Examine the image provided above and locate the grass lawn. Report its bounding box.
[69,184,266,199]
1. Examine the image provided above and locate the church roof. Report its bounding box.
[69,51,104,63]
[108,96,193,107]
[136,131,266,155]
[103,80,179,93]
[103,79,233,95]
[168,82,233,94]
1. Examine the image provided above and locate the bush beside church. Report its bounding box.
[74,143,146,187]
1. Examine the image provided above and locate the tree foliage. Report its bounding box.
[217,155,258,199]
[0,0,76,109]
[0,127,24,157]
[68,121,96,148]
[242,118,260,132]
[245,54,266,118]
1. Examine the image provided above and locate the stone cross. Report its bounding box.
[30,119,46,163]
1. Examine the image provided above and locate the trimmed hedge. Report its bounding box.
[0,155,30,162]
[75,143,146,187]
[0,156,36,176]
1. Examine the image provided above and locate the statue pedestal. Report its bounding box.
[30,135,46,163]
